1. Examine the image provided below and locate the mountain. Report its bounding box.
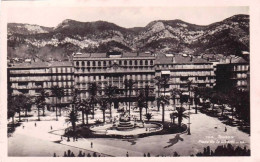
[7,14,249,61]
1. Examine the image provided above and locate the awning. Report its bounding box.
[161,71,171,75]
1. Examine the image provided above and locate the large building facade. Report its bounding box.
[8,52,248,109]
[8,62,74,107]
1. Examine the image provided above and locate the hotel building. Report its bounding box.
[8,62,74,108]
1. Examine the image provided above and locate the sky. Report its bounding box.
[7,6,249,28]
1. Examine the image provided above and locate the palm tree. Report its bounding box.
[34,89,49,121]
[51,85,64,120]
[104,84,118,118]
[157,95,170,124]
[124,79,129,109]
[170,88,179,111]
[161,76,170,96]
[66,109,79,135]
[88,82,100,119]
[144,85,150,115]
[176,107,189,128]
[193,87,200,114]
[154,76,162,111]
[98,97,109,123]
[136,90,146,121]
[8,95,16,126]
[37,88,49,116]
[13,94,31,122]
[81,99,92,125]
[145,113,153,122]
[170,112,178,124]
[127,79,136,115]
[71,87,81,112]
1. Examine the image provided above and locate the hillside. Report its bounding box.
[7,14,249,61]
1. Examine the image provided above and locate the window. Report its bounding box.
[82,61,85,67]
[93,61,96,66]
[76,61,79,67]
[87,61,90,66]
[135,60,138,65]
[145,60,148,65]
[130,60,132,65]
[18,82,28,86]
[104,61,106,66]
[119,60,122,65]
[98,61,101,66]
[124,60,127,66]
[140,60,143,65]
[150,60,153,65]
[109,61,112,65]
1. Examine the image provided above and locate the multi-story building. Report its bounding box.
[72,52,156,108]
[8,61,74,108]
[215,57,249,92]
[8,52,226,108]
[155,54,216,105]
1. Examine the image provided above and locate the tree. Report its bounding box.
[8,95,16,126]
[136,90,146,121]
[13,94,32,122]
[81,99,92,125]
[127,79,136,115]
[193,87,200,114]
[98,98,109,123]
[161,76,170,96]
[176,107,189,128]
[145,113,153,122]
[51,85,64,120]
[157,95,170,124]
[104,84,118,118]
[144,85,150,115]
[170,112,178,124]
[88,82,100,119]
[37,88,49,116]
[154,76,162,111]
[66,109,79,135]
[34,89,49,121]
[170,88,179,111]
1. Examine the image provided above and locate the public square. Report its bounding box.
[8,106,250,157]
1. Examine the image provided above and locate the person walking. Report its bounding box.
[91,142,93,148]
[126,152,129,157]
[35,123,37,127]
[224,127,227,132]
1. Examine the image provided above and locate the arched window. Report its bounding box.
[135,60,138,65]
[76,61,79,66]
[129,60,132,65]
[150,60,153,65]
[87,61,90,66]
[140,60,143,65]
[98,61,101,66]
[145,60,148,65]
[104,61,106,66]
[119,60,122,65]
[93,61,96,66]
[82,61,85,67]
[124,60,127,66]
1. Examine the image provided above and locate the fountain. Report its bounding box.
[89,108,163,138]
[116,111,134,130]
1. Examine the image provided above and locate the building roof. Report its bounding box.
[9,61,73,69]
[73,52,155,59]
[231,57,248,64]
[155,54,209,64]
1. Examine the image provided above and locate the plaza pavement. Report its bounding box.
[8,106,250,157]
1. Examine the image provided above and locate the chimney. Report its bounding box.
[172,56,176,63]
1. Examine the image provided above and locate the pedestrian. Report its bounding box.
[91,142,93,148]
[35,123,37,127]
[225,127,227,132]
[61,136,63,140]
[50,126,53,130]
[126,152,129,157]
[23,126,25,129]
